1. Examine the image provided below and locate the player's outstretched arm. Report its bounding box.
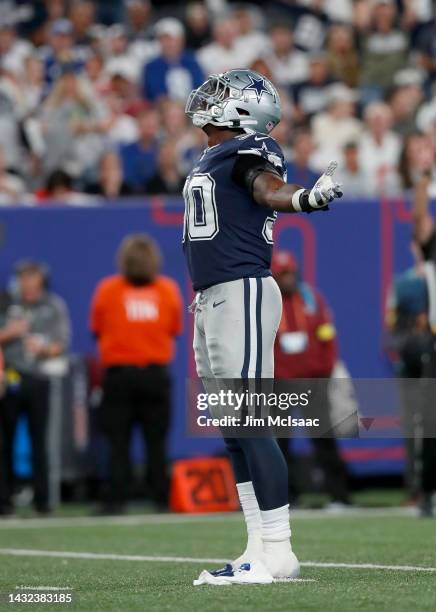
[412,171,434,245]
[253,161,343,214]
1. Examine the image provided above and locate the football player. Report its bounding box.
[183,69,343,585]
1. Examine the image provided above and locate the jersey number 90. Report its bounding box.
[183,172,276,244]
[183,173,219,241]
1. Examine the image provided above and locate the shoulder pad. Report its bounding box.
[235,133,285,175]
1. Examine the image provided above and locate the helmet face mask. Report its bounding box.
[185,69,281,135]
[185,76,234,123]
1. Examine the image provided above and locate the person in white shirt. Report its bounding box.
[322,0,353,23]
[0,20,34,78]
[0,145,25,205]
[266,23,309,87]
[196,17,242,75]
[359,101,402,196]
[233,7,271,67]
[103,91,138,145]
[20,55,46,116]
[337,141,373,198]
[0,71,26,173]
[105,24,143,84]
[311,83,362,170]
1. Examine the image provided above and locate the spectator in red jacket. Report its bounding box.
[273,251,337,379]
[272,250,350,510]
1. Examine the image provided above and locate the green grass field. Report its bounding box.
[0,504,435,611]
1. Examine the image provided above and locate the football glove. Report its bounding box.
[292,161,343,213]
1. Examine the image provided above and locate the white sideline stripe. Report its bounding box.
[0,507,418,530]
[0,549,228,563]
[302,561,436,572]
[275,578,317,583]
[0,549,435,573]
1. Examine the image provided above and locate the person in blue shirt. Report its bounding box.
[142,18,204,103]
[119,108,159,193]
[40,19,85,86]
[285,128,319,186]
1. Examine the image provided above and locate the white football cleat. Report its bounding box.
[193,560,273,586]
[193,567,233,586]
[231,532,263,569]
[265,551,301,581]
[263,540,301,580]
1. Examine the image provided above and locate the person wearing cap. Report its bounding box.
[272,250,350,509]
[41,18,84,85]
[142,17,203,102]
[0,261,71,515]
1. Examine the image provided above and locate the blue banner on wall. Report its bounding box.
[0,197,430,475]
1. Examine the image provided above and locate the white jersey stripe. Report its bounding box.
[248,278,257,376]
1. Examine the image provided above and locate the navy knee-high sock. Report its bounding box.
[225,437,288,510]
[224,437,251,483]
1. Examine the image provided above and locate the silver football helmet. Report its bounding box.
[185,69,281,135]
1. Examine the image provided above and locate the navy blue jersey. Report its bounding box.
[182,132,286,291]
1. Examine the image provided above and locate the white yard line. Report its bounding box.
[0,549,229,563]
[0,507,418,530]
[274,578,317,583]
[0,548,435,573]
[0,513,238,530]
[301,561,436,572]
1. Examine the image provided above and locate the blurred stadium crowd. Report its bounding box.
[1,1,436,516]
[0,0,435,205]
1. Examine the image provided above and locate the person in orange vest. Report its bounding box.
[90,233,183,513]
[272,250,350,509]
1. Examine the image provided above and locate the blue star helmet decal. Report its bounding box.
[242,74,274,103]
